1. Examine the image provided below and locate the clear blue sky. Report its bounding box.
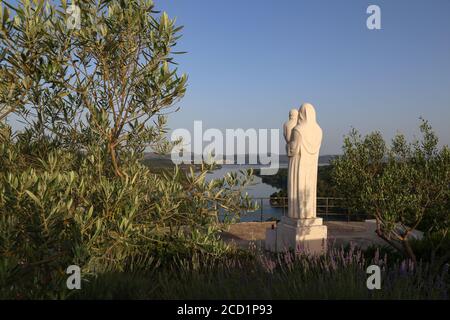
[6,0,450,155]
[155,0,450,155]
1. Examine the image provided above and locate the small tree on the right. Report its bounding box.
[332,119,450,262]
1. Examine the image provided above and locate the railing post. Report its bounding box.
[260,198,263,222]
[244,196,352,223]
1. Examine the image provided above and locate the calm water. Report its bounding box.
[206,164,287,222]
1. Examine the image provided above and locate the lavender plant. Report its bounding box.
[72,244,449,300]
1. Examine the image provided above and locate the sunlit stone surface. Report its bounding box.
[266,103,327,254]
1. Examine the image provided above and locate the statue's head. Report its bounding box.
[298,103,316,124]
[297,103,322,154]
[289,109,298,120]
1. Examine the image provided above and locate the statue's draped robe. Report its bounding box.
[284,119,297,218]
[287,146,300,218]
[287,105,322,219]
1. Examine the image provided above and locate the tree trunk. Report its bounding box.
[402,239,417,264]
[109,141,123,178]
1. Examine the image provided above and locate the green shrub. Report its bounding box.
[0,131,256,298]
[0,0,258,299]
[409,233,450,265]
[332,120,450,262]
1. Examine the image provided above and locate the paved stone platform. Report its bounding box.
[219,221,386,250]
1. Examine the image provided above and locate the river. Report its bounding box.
[206,164,288,222]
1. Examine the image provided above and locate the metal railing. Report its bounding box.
[241,197,371,222]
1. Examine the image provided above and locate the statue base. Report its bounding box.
[265,216,327,254]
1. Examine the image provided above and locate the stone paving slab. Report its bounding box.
[220,221,386,250]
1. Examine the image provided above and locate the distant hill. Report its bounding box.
[278,154,336,165]
[144,152,172,160]
[144,152,338,166]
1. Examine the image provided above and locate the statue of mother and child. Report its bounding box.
[266,103,327,253]
[283,103,322,220]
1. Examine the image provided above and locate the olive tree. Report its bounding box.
[0,0,187,176]
[332,120,450,262]
[0,1,258,298]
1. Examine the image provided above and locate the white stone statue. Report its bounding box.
[287,103,322,219]
[265,102,327,254]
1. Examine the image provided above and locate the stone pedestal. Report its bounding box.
[265,216,327,254]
